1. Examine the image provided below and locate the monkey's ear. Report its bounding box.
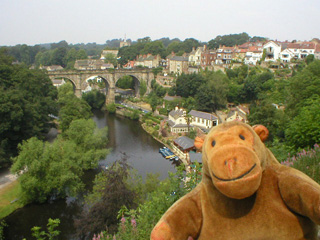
[252,125,269,142]
[194,135,206,152]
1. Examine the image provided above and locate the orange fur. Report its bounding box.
[151,122,320,240]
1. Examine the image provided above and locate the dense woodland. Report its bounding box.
[1,33,320,239]
[2,33,266,68]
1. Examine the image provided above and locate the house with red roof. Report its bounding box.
[244,46,263,65]
[215,46,235,65]
[286,42,316,60]
[200,48,217,69]
[315,44,320,60]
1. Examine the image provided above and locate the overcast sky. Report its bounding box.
[1,0,319,46]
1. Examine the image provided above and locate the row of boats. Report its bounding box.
[159,147,179,161]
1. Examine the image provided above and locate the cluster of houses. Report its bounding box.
[131,40,320,75]
[167,105,249,134]
[47,38,320,76]
[165,105,249,164]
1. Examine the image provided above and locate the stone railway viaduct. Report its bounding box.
[47,69,155,103]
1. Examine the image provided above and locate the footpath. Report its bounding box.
[0,168,17,190]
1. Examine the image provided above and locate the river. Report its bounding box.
[4,110,179,240]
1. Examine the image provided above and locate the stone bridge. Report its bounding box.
[47,69,154,103]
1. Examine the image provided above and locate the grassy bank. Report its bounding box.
[0,181,24,219]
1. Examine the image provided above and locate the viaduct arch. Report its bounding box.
[47,69,154,103]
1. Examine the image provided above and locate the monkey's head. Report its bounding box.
[195,122,271,199]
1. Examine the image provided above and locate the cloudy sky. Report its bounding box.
[1,0,319,46]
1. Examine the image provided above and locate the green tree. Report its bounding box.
[208,32,250,49]
[38,51,52,66]
[141,41,166,58]
[181,38,200,53]
[182,97,197,112]
[82,90,106,109]
[118,46,139,66]
[241,71,274,102]
[248,101,287,142]
[116,76,134,89]
[195,71,228,112]
[104,53,118,67]
[166,41,182,55]
[0,221,7,240]
[58,83,92,132]
[176,73,205,98]
[149,94,159,112]
[0,50,58,168]
[286,60,320,117]
[139,81,147,97]
[76,49,87,60]
[109,163,202,240]
[75,156,136,238]
[305,54,314,65]
[30,218,60,240]
[51,47,67,67]
[285,96,320,149]
[106,103,116,113]
[152,67,163,77]
[11,119,108,203]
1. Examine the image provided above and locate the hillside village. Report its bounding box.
[40,37,320,166]
[62,39,320,74]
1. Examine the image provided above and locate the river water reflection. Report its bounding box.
[4,110,178,239]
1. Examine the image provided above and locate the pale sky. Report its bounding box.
[1,0,319,46]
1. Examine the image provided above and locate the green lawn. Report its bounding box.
[0,181,24,219]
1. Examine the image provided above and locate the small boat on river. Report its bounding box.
[159,147,179,161]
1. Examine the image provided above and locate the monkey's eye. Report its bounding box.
[239,134,245,140]
[212,140,216,147]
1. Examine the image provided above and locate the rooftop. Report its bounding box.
[189,110,217,120]
[169,108,186,119]
[174,136,195,151]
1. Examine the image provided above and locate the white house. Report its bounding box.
[189,46,206,66]
[280,49,295,63]
[244,46,263,65]
[189,110,218,129]
[52,79,65,88]
[263,41,282,62]
[287,42,316,60]
[167,107,190,133]
[226,105,249,123]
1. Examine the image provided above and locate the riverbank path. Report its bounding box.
[0,168,17,190]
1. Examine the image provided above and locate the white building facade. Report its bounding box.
[189,110,219,129]
[263,41,282,62]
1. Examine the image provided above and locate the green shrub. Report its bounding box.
[106,103,116,114]
[100,163,202,239]
[82,90,106,110]
[130,110,140,121]
[281,144,320,184]
[152,130,158,137]
[145,119,153,126]
[159,108,168,115]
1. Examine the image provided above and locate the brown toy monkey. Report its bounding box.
[151,121,320,240]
